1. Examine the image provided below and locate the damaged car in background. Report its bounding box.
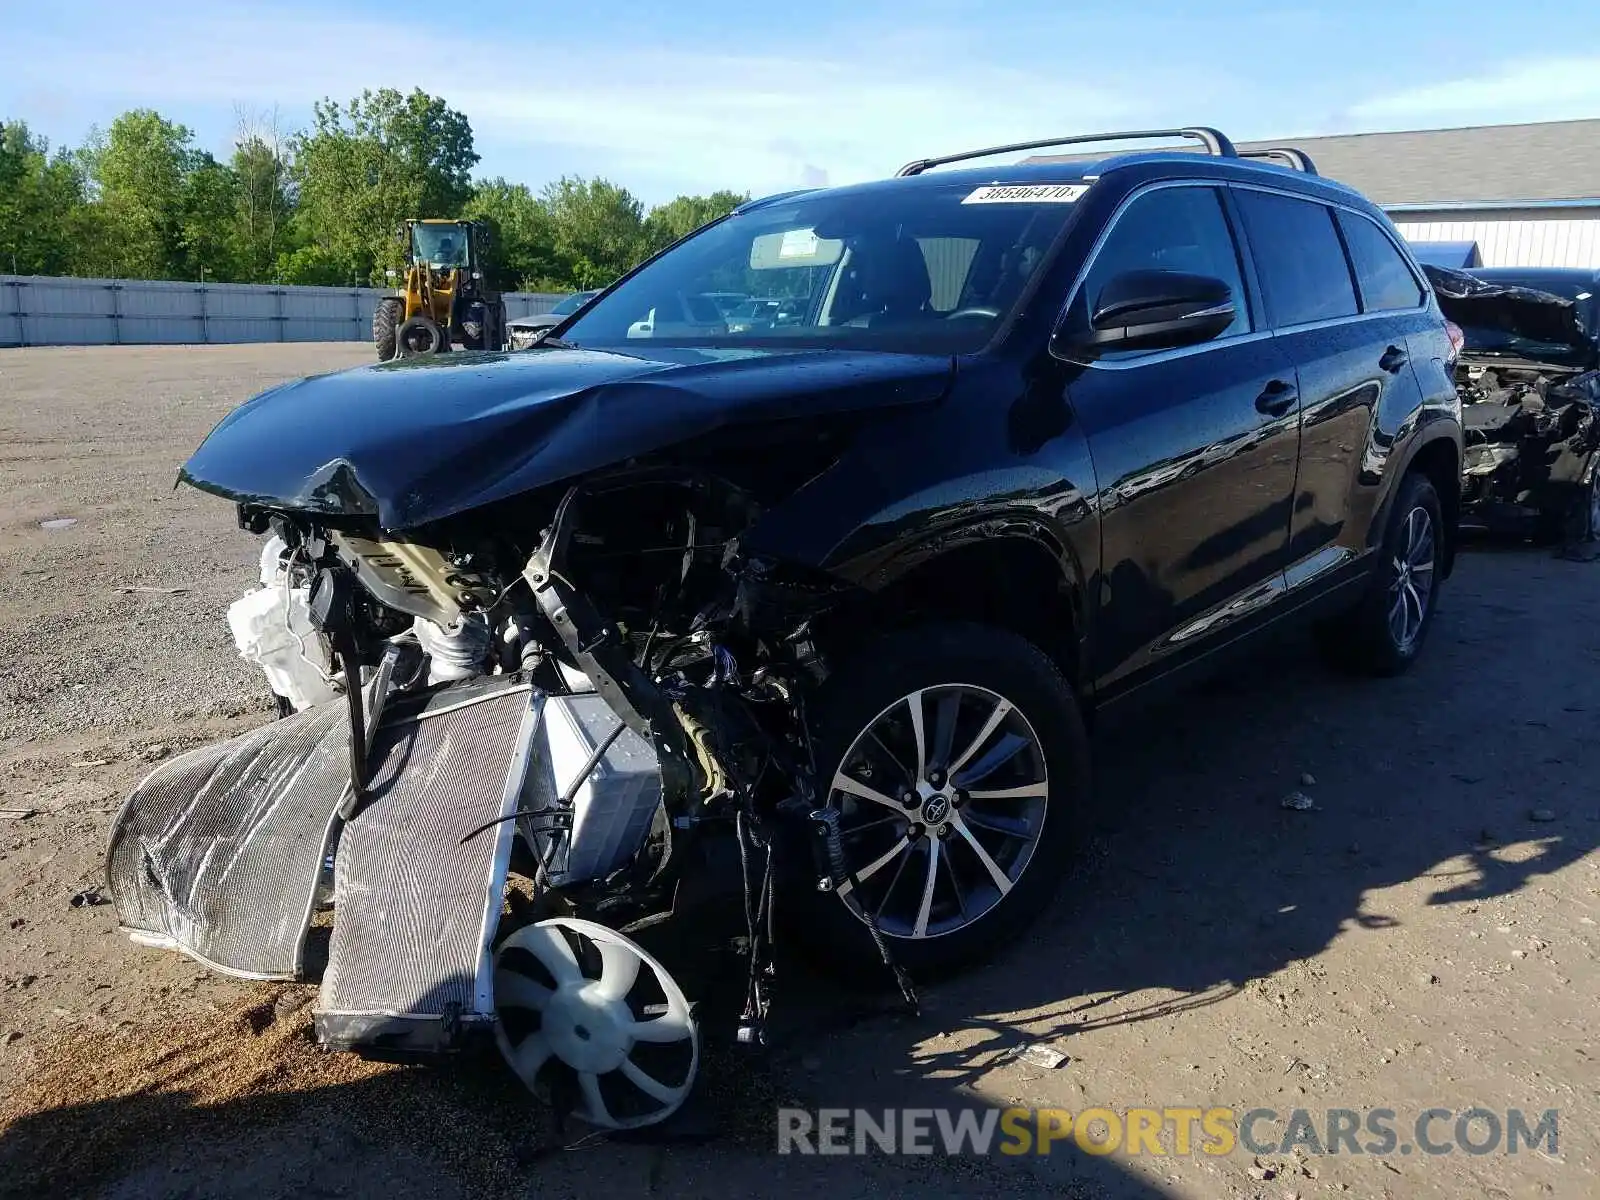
[1424,264,1600,545]
[107,127,1463,1134]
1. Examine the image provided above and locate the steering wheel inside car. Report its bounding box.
[945,307,1001,320]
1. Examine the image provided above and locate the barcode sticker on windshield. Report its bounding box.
[778,229,820,258]
[962,183,1088,205]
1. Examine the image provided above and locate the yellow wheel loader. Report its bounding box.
[373,219,507,360]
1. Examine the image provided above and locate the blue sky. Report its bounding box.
[4,0,1598,205]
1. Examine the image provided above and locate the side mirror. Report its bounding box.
[1054,269,1236,358]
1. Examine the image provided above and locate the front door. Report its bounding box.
[1057,183,1302,696]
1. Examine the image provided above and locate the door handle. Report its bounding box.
[1379,345,1409,374]
[1255,379,1297,417]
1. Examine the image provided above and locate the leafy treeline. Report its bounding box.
[0,88,748,292]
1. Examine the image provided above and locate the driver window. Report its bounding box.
[1068,186,1251,356]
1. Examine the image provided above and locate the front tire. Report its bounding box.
[372,298,402,361]
[794,622,1089,980]
[1537,461,1600,547]
[1317,471,1443,676]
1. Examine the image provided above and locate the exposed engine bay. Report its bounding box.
[1457,360,1600,536]
[1424,263,1600,542]
[108,463,916,1131]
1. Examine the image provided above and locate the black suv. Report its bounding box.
[177,127,1463,981]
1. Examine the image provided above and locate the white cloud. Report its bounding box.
[0,4,1153,200]
[1348,56,1600,125]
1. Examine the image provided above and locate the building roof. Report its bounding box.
[1023,120,1600,208]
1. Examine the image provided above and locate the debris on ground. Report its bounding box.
[1280,791,1317,812]
[1300,772,1317,787]
[69,889,107,909]
[72,758,111,768]
[1000,1041,1070,1069]
[1529,808,1558,822]
[113,586,189,595]
[0,808,38,821]
[1246,1158,1277,1181]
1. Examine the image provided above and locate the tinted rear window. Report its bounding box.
[1337,212,1425,311]
[1235,190,1358,327]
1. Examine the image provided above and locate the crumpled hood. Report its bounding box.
[179,345,953,528]
[1424,263,1594,361]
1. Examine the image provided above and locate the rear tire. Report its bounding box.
[1316,471,1443,677]
[791,622,1089,981]
[372,299,402,361]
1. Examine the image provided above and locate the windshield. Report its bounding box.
[550,290,597,316]
[1466,272,1598,357]
[560,180,1086,353]
[1459,323,1593,365]
[411,224,469,268]
[1454,274,1598,366]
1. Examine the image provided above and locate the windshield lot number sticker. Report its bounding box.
[779,229,821,258]
[962,184,1088,204]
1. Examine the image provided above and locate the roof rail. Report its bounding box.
[895,127,1237,178]
[1239,147,1319,175]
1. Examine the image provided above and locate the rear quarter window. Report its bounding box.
[1336,212,1426,311]
[1235,190,1359,327]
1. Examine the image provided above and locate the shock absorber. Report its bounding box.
[808,806,919,1016]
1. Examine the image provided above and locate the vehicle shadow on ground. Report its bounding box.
[3,551,1595,1200]
[760,545,1600,1186]
[0,999,1173,1200]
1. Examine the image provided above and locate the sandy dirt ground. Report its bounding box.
[0,344,1595,1200]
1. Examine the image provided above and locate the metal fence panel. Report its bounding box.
[0,275,566,348]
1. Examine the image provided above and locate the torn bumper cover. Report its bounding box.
[106,698,350,980]
[106,676,667,1055]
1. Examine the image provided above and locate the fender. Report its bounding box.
[819,510,1096,691]
[1367,408,1463,578]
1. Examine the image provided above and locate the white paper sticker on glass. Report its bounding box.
[962,183,1089,205]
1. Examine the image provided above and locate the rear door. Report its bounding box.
[1059,183,1303,696]
[1233,188,1428,586]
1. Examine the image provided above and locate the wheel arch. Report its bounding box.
[813,522,1089,692]
[1392,428,1461,579]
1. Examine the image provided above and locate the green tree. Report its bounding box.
[274,240,348,286]
[464,177,562,291]
[0,120,86,275]
[541,176,645,289]
[293,88,479,285]
[79,109,194,277]
[231,106,295,281]
[179,153,241,280]
[641,190,748,257]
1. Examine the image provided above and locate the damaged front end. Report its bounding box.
[110,400,927,1128]
[1425,264,1600,543]
[1457,362,1600,539]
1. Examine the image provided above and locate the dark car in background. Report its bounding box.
[1424,265,1600,543]
[506,289,601,349]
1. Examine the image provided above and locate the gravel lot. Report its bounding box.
[0,344,1596,1199]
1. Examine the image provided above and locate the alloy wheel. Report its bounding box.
[1388,505,1436,653]
[825,684,1049,940]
